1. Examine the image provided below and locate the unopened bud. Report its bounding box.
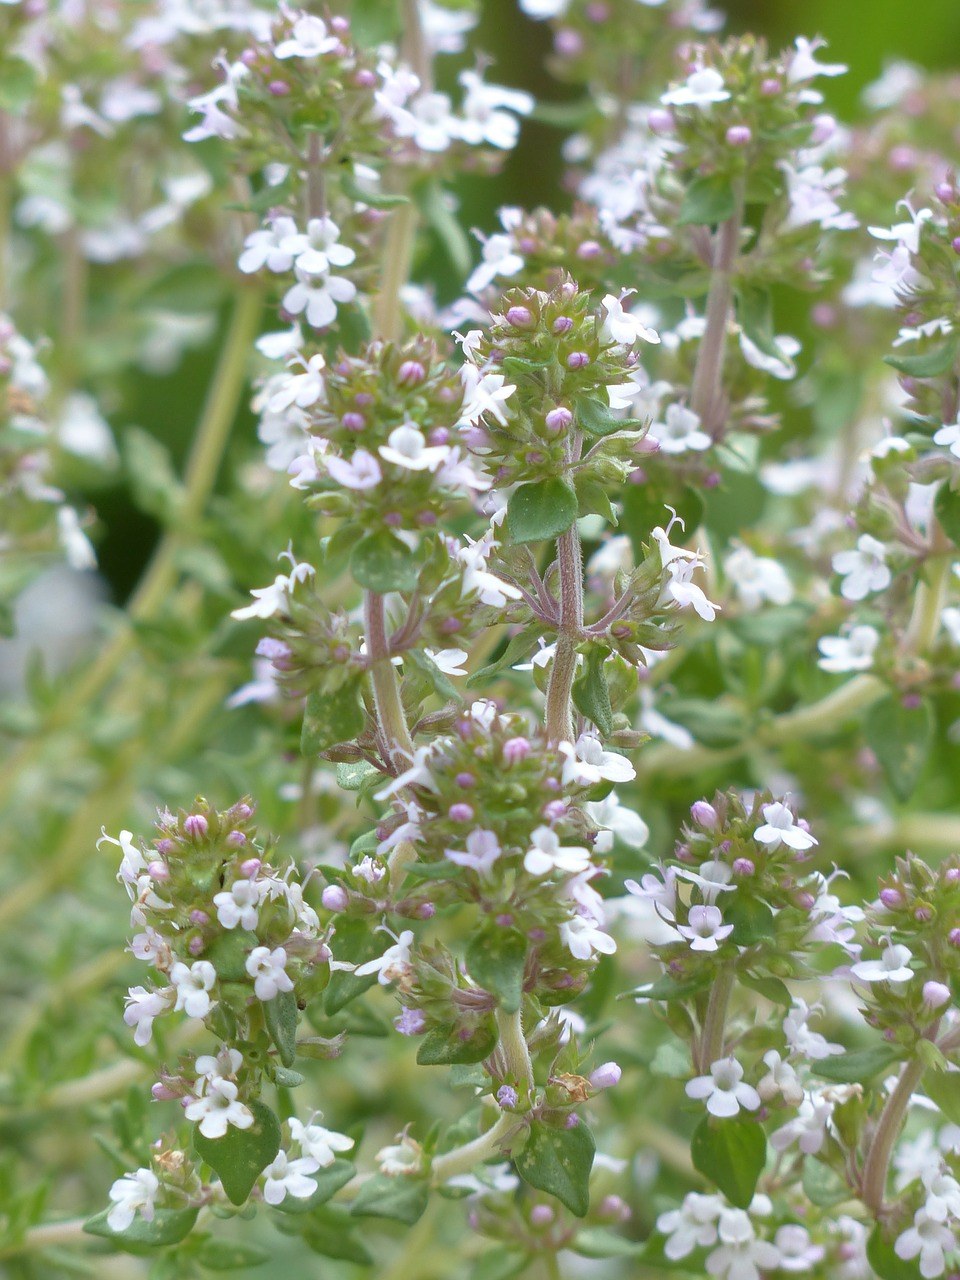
[322,885,349,912]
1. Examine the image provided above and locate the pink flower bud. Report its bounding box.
[811,114,836,144]
[449,803,474,822]
[227,830,247,847]
[880,887,903,909]
[321,885,349,912]
[760,77,781,96]
[733,858,755,876]
[184,814,208,839]
[506,305,533,327]
[589,1062,621,1090]
[545,406,573,432]
[599,1194,630,1223]
[950,928,960,948]
[455,772,476,789]
[530,1204,554,1226]
[923,981,951,1009]
[647,108,674,135]
[725,125,751,147]
[416,902,436,919]
[268,81,290,96]
[354,68,377,88]
[155,838,175,855]
[147,860,169,881]
[152,1082,178,1101]
[497,1084,519,1109]
[564,1113,579,1128]
[552,316,573,335]
[189,909,209,925]
[554,29,583,57]
[566,351,590,369]
[398,360,425,385]
[188,936,205,956]
[233,803,254,820]
[342,412,365,431]
[690,800,717,828]
[496,912,514,927]
[543,800,567,822]
[503,737,531,763]
[945,867,960,884]
[428,427,450,445]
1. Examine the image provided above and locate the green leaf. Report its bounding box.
[467,624,543,688]
[350,530,420,592]
[194,1100,281,1206]
[507,478,578,544]
[470,1247,532,1280]
[631,971,714,1001]
[263,989,299,1068]
[802,1157,849,1208]
[340,169,409,208]
[350,1173,429,1225]
[738,972,792,1005]
[205,930,258,982]
[690,1115,766,1209]
[867,1225,925,1280]
[195,1239,271,1269]
[574,474,618,525]
[301,681,365,755]
[416,1018,498,1065]
[572,1229,645,1259]
[83,1206,199,1250]
[935,484,960,546]
[736,286,788,365]
[678,175,736,226]
[273,1160,356,1213]
[124,428,185,522]
[815,1045,901,1084]
[884,334,960,378]
[574,395,642,438]
[466,931,527,1014]
[922,1068,960,1123]
[273,1066,304,1087]
[420,182,473,277]
[515,1120,595,1218]
[864,694,934,802]
[405,647,463,703]
[298,1205,374,1264]
[725,898,775,946]
[573,646,613,737]
[323,916,381,1014]
[0,57,38,111]
[337,761,379,791]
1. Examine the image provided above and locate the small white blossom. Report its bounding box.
[379,424,450,472]
[458,70,533,150]
[754,802,817,852]
[275,15,339,59]
[585,793,649,851]
[185,1078,254,1139]
[770,1095,833,1155]
[686,1057,761,1118]
[524,826,592,877]
[355,930,415,986]
[283,267,357,330]
[851,942,914,985]
[895,1209,956,1279]
[788,37,847,83]
[123,986,172,1046]
[445,828,502,876]
[289,1117,355,1167]
[649,404,711,454]
[326,449,382,491]
[783,1000,843,1060]
[757,1050,804,1107]
[774,1224,825,1272]
[818,625,880,673]
[832,535,891,601]
[170,960,216,1018]
[677,904,733,952]
[724,545,794,610]
[238,216,299,274]
[933,422,960,459]
[245,946,294,1000]
[107,1168,159,1233]
[560,733,636,785]
[600,292,660,346]
[661,67,730,108]
[213,879,263,930]
[560,913,617,960]
[262,1149,321,1204]
[656,1192,724,1260]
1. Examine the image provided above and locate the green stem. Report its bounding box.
[0,1218,89,1259]
[904,552,951,654]
[696,963,735,1072]
[372,201,417,343]
[364,591,415,770]
[545,520,583,744]
[860,1051,929,1213]
[689,198,742,431]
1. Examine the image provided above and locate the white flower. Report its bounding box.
[674,859,735,904]
[326,449,382,491]
[376,1135,424,1176]
[560,733,636,785]
[753,802,817,851]
[231,550,314,621]
[832,535,891,601]
[560,913,617,960]
[101,827,148,886]
[788,37,847,83]
[524,825,592,877]
[677,904,733,952]
[686,1057,761,1118]
[625,865,678,921]
[818,625,880,673]
[282,217,356,277]
[424,648,469,676]
[657,1192,724,1260]
[245,946,294,1000]
[466,229,525,294]
[458,70,533,150]
[661,67,730,108]
[445,828,502,876]
[283,267,356,329]
[649,404,711,454]
[379,424,450,471]
[57,508,97,570]
[459,365,516,425]
[783,1000,843,1061]
[212,879,262,930]
[895,1209,956,1279]
[268,354,327,411]
[238,216,299,274]
[706,1207,780,1280]
[170,961,216,1018]
[851,942,914,985]
[662,555,721,621]
[934,423,960,459]
[869,202,933,255]
[355,930,415,986]
[195,1047,243,1082]
[123,986,172,1046]
[289,1117,355,1167]
[382,90,461,152]
[275,15,339,59]
[600,292,660,346]
[724,545,793,610]
[107,1168,159,1232]
[262,1149,321,1204]
[185,1078,254,1139]
[780,161,857,233]
[922,1168,960,1223]
[757,1050,804,1107]
[585,793,649,851]
[770,1095,833,1156]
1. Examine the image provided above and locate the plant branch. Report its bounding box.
[689,197,742,431]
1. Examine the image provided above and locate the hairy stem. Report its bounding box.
[904,551,951,654]
[696,963,735,1072]
[545,521,584,743]
[364,591,415,770]
[689,199,742,431]
[860,1050,930,1213]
